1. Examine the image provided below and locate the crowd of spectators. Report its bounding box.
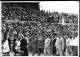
[2,3,78,55]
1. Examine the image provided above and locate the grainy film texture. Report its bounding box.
[1,1,79,56]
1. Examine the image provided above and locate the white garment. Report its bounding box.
[3,40,10,53]
[55,37,60,49]
[66,38,71,47]
[15,41,20,50]
[69,37,79,46]
[66,38,71,56]
[44,38,51,48]
[44,38,51,55]
[16,41,20,46]
[55,37,64,56]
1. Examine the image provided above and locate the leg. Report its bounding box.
[37,49,41,56]
[24,48,28,56]
[44,48,47,56]
[32,50,37,56]
[47,48,50,56]
[59,49,63,56]
[56,48,60,55]
[65,48,69,56]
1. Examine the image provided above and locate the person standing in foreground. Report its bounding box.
[55,36,60,55]
[15,38,21,55]
[52,37,56,55]
[55,36,64,56]
[44,37,51,56]
[20,35,28,56]
[8,34,16,56]
[65,37,71,56]
[2,39,10,55]
[63,35,67,56]
[32,38,41,56]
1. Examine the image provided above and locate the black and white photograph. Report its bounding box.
[1,1,79,56]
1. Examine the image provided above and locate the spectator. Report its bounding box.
[44,37,51,56]
[20,36,28,56]
[55,36,64,56]
[32,37,41,56]
[65,37,71,56]
[2,39,10,55]
[52,37,56,55]
[15,39,21,55]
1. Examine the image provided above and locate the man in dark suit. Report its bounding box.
[32,38,41,56]
[20,36,28,56]
[52,37,56,55]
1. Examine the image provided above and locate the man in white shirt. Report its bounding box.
[44,37,51,56]
[2,40,10,54]
[55,36,64,56]
[65,37,71,56]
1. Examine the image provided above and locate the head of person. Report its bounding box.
[73,37,75,39]
[63,35,67,38]
[58,35,61,39]
[70,36,72,39]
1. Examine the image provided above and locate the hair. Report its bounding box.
[70,36,72,39]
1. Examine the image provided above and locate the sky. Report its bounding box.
[39,1,79,14]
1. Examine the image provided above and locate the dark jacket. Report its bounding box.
[20,38,27,50]
[20,38,28,56]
